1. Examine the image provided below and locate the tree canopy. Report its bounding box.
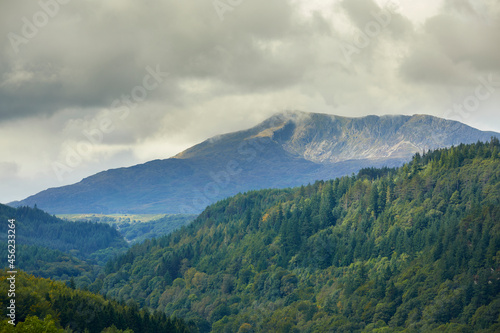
[96,139,500,332]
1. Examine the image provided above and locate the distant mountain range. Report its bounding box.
[11,111,500,214]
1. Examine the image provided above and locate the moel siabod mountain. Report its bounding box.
[11,111,500,214]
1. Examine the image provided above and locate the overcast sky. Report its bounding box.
[1,0,500,203]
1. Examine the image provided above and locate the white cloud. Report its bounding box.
[0,0,499,203]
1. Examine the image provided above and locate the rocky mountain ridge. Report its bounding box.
[11,111,500,214]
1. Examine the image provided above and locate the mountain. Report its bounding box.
[11,111,500,214]
[97,140,500,332]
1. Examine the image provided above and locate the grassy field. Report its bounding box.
[57,213,167,224]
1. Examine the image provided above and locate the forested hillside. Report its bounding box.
[60,214,197,244]
[100,139,500,332]
[0,204,127,260]
[0,205,128,282]
[113,214,196,244]
[0,244,93,282]
[0,271,192,332]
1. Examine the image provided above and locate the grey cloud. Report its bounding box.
[0,0,313,121]
[340,0,381,29]
[442,0,497,24]
[425,15,500,72]
[399,41,472,85]
[340,0,412,38]
[0,162,19,179]
[385,10,414,40]
[1,0,500,203]
[399,1,500,86]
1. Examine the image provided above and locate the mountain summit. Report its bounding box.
[11,111,500,214]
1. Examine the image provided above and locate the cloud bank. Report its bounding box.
[1,0,499,202]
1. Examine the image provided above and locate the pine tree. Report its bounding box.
[319,183,335,228]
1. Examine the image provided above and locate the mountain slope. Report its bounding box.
[0,271,192,332]
[98,139,500,332]
[0,204,127,261]
[12,111,500,214]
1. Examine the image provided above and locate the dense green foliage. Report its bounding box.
[0,243,92,281]
[116,214,196,244]
[0,271,191,332]
[100,139,500,332]
[0,205,129,288]
[61,214,196,244]
[0,205,127,259]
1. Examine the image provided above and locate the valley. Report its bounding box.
[3,1,500,331]
[4,139,499,332]
[58,214,196,244]
[93,139,500,332]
